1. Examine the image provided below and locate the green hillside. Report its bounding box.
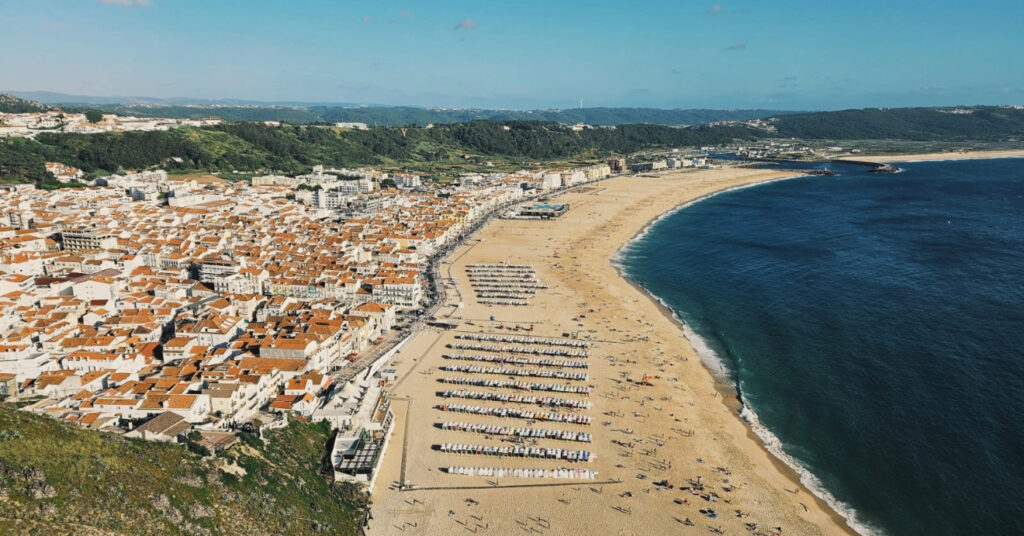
[4,106,1024,186]
[0,403,364,536]
[1,121,762,184]
[770,106,1024,141]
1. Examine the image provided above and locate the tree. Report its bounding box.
[84,110,104,124]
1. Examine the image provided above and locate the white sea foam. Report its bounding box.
[611,173,884,536]
[635,286,733,383]
[738,403,881,536]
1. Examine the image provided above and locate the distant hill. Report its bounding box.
[6,91,793,126]
[10,91,1024,138]
[0,403,363,536]
[4,105,1023,186]
[61,104,327,125]
[769,106,1024,141]
[309,106,792,127]
[5,90,346,107]
[0,94,50,113]
[55,103,791,127]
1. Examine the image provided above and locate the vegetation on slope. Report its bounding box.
[0,94,50,114]
[770,106,1024,141]
[1,121,763,184]
[0,139,54,185]
[4,106,1024,186]
[0,403,364,536]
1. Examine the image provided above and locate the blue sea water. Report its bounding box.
[618,158,1024,536]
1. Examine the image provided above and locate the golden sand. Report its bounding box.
[367,167,858,536]
[850,149,1024,163]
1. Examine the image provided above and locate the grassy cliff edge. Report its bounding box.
[0,403,364,536]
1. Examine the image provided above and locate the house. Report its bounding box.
[284,371,331,396]
[62,351,146,373]
[260,335,319,365]
[162,337,197,363]
[138,393,211,423]
[27,370,83,398]
[351,302,396,332]
[0,344,55,382]
[0,373,18,397]
[268,392,319,417]
[126,412,190,442]
[71,273,124,302]
[176,314,246,348]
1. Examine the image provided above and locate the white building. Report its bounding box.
[542,173,562,190]
[62,229,118,251]
[0,345,55,382]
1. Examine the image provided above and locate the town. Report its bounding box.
[0,158,618,487]
[0,109,223,138]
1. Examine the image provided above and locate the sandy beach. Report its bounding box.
[366,148,1024,534]
[850,148,1024,163]
[367,166,859,536]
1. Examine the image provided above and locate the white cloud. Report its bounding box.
[454,17,478,30]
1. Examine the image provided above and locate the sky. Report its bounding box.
[1,0,1023,110]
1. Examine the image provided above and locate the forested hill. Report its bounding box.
[3,106,1024,187]
[55,103,790,126]
[1,121,761,185]
[768,106,1024,141]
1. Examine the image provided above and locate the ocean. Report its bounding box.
[618,158,1024,536]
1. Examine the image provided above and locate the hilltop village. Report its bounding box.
[0,110,223,138]
[0,161,615,476]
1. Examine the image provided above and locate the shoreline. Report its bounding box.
[370,167,858,536]
[845,148,1024,163]
[602,149,1022,535]
[610,172,871,536]
[367,152,1020,535]
[627,278,865,535]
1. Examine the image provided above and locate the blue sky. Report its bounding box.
[2,0,1023,110]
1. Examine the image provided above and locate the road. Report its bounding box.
[327,176,619,386]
